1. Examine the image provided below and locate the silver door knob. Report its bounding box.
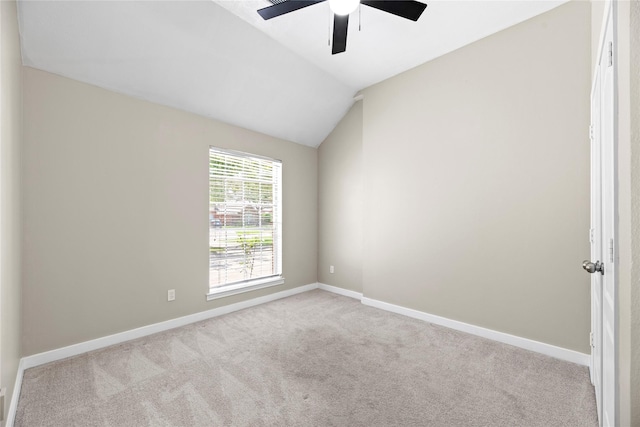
[583,260,604,275]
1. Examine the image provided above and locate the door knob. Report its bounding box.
[583,260,604,275]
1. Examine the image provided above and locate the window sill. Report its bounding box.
[206,276,285,301]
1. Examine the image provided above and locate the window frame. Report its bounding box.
[206,147,284,300]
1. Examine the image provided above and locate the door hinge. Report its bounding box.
[608,41,613,67]
[609,238,614,262]
[589,125,594,141]
[590,332,594,348]
[589,228,595,243]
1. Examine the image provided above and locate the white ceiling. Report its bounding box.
[17,0,566,147]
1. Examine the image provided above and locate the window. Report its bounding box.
[207,147,283,299]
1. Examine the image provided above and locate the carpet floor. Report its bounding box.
[15,289,597,426]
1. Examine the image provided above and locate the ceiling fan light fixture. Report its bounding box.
[257,0,428,54]
[328,0,359,16]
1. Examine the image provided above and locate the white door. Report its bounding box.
[599,9,617,426]
[587,2,617,426]
[589,65,603,422]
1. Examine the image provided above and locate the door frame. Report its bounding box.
[0,0,4,419]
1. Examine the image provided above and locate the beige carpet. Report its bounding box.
[15,289,597,426]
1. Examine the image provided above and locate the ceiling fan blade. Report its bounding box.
[258,0,326,20]
[360,1,427,21]
[332,14,349,54]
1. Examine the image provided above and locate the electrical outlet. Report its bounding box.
[168,289,175,301]
[330,265,334,274]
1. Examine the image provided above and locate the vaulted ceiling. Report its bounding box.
[17,0,566,147]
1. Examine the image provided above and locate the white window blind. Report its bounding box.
[209,147,282,296]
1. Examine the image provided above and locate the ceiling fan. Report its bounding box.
[257,0,428,55]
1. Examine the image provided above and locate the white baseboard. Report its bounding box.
[361,297,590,366]
[21,283,319,370]
[17,281,588,391]
[315,285,588,365]
[317,283,363,300]
[6,358,25,427]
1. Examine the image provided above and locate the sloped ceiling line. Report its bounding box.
[17,0,566,147]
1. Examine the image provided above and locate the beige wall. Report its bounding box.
[318,101,363,293]
[360,1,591,352]
[1,0,23,424]
[21,67,317,356]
